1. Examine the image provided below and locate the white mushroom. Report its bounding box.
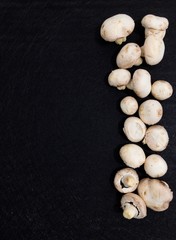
[121,193,147,219]
[141,35,165,65]
[120,144,146,168]
[114,168,139,193]
[144,154,168,178]
[100,14,135,44]
[138,99,163,125]
[120,96,138,115]
[151,80,173,100]
[127,69,151,98]
[108,69,131,90]
[143,125,169,151]
[138,178,173,212]
[116,43,142,69]
[123,117,146,142]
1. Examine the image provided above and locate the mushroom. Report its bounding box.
[100,14,135,44]
[116,43,142,69]
[123,117,146,142]
[141,14,169,39]
[138,178,173,211]
[138,99,163,125]
[120,96,138,115]
[108,69,131,90]
[120,144,146,168]
[144,154,168,178]
[143,125,169,151]
[114,168,139,193]
[151,80,173,100]
[121,193,147,219]
[127,69,151,98]
[141,35,165,65]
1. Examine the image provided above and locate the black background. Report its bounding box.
[1,0,176,239]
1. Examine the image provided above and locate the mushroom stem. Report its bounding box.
[115,37,126,45]
[123,203,138,219]
[122,175,136,187]
[134,57,143,66]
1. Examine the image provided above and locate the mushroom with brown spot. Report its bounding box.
[108,69,131,90]
[120,96,138,115]
[151,80,173,100]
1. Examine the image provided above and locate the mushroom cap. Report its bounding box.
[143,125,169,151]
[100,14,135,42]
[139,99,163,125]
[141,14,169,31]
[116,43,141,69]
[120,96,138,115]
[128,69,151,98]
[119,144,146,168]
[138,178,173,212]
[123,117,146,142]
[143,35,165,65]
[121,193,147,219]
[114,168,139,193]
[144,154,168,178]
[151,80,173,101]
[145,28,166,39]
[108,69,131,90]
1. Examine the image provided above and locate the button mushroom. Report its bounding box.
[100,14,135,44]
[127,69,151,98]
[143,125,169,151]
[119,144,146,168]
[144,154,168,178]
[138,178,173,212]
[120,96,138,115]
[108,69,131,90]
[151,80,173,101]
[123,117,146,142]
[116,43,142,69]
[121,193,147,219]
[114,168,139,193]
[138,99,163,125]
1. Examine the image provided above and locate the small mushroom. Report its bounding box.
[127,69,151,98]
[141,35,165,65]
[138,178,173,212]
[108,69,131,90]
[123,117,146,142]
[116,43,142,69]
[114,168,139,193]
[121,193,147,219]
[151,80,173,100]
[144,154,168,178]
[120,144,146,168]
[138,99,163,125]
[120,96,138,115]
[100,14,135,44]
[143,125,169,151]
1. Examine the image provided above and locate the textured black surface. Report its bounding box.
[1,0,176,239]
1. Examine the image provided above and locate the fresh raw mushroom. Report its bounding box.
[121,193,147,219]
[143,125,169,151]
[120,96,138,115]
[116,43,142,69]
[100,14,135,44]
[144,154,168,178]
[138,178,173,211]
[108,69,131,90]
[127,69,151,98]
[151,80,173,100]
[114,168,139,193]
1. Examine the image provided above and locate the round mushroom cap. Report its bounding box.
[138,178,173,212]
[116,43,142,69]
[100,14,135,42]
[143,35,165,65]
[120,96,138,115]
[143,125,169,151]
[121,193,147,219]
[123,117,146,142]
[139,99,163,125]
[108,69,131,90]
[119,144,146,168]
[144,154,168,178]
[141,14,169,31]
[114,168,139,193]
[151,80,173,100]
[145,28,166,39]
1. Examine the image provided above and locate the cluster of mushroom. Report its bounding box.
[101,13,173,219]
